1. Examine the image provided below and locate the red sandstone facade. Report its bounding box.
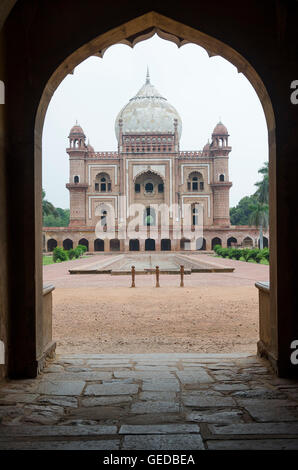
[43,73,268,253]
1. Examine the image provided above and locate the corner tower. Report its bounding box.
[66,122,88,226]
[210,121,232,226]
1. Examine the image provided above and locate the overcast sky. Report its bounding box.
[42,34,268,209]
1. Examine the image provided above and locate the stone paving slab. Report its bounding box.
[30,381,85,396]
[209,423,298,435]
[119,424,200,434]
[0,353,298,450]
[0,425,117,437]
[0,440,120,450]
[84,383,139,396]
[122,434,205,450]
[207,439,298,450]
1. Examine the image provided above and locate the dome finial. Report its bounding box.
[146,66,150,84]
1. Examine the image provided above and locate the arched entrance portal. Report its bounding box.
[161,239,171,251]
[78,238,89,251]
[212,237,222,249]
[63,239,73,250]
[94,238,104,251]
[47,239,57,252]
[180,238,190,250]
[129,239,140,251]
[227,237,237,248]
[196,238,206,251]
[145,238,155,251]
[110,239,120,251]
[258,237,269,248]
[5,9,290,378]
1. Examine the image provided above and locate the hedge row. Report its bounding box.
[213,245,269,264]
[52,244,87,263]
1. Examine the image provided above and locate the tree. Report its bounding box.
[254,162,269,204]
[42,189,58,217]
[230,195,258,225]
[249,162,269,249]
[249,202,269,249]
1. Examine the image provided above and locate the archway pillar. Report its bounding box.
[104,238,110,252]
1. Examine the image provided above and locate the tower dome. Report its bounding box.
[212,121,228,135]
[115,69,182,141]
[69,121,85,138]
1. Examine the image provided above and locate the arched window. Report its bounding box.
[145,182,154,193]
[135,183,140,193]
[188,172,204,191]
[63,239,73,250]
[158,183,164,193]
[129,239,139,251]
[47,238,57,252]
[219,174,225,182]
[95,173,111,192]
[74,175,79,183]
[100,177,106,192]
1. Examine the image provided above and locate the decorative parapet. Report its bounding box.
[89,151,119,159]
[179,151,203,158]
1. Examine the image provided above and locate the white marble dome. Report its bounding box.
[115,71,182,141]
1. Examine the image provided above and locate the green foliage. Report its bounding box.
[230,162,269,226]
[214,246,270,264]
[68,248,77,260]
[43,208,70,227]
[77,244,87,253]
[53,247,68,263]
[230,195,259,225]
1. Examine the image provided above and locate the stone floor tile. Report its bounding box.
[139,391,177,401]
[114,371,173,379]
[232,389,287,399]
[182,393,235,408]
[0,393,39,404]
[67,405,130,421]
[119,423,200,434]
[0,440,120,450]
[186,409,243,424]
[176,370,214,384]
[122,434,205,450]
[84,383,138,396]
[36,396,78,408]
[142,380,180,392]
[81,396,133,406]
[240,404,298,422]
[0,424,117,436]
[30,381,85,396]
[207,439,298,450]
[209,422,298,435]
[40,372,112,381]
[131,401,180,414]
[213,383,248,392]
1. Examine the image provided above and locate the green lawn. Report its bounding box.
[43,255,89,266]
[43,255,55,265]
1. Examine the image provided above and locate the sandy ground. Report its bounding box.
[45,254,268,355]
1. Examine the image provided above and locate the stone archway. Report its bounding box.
[94,238,104,252]
[78,238,89,250]
[145,238,155,251]
[47,238,57,252]
[161,239,171,251]
[212,237,222,249]
[129,239,140,251]
[63,239,73,250]
[5,6,297,378]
